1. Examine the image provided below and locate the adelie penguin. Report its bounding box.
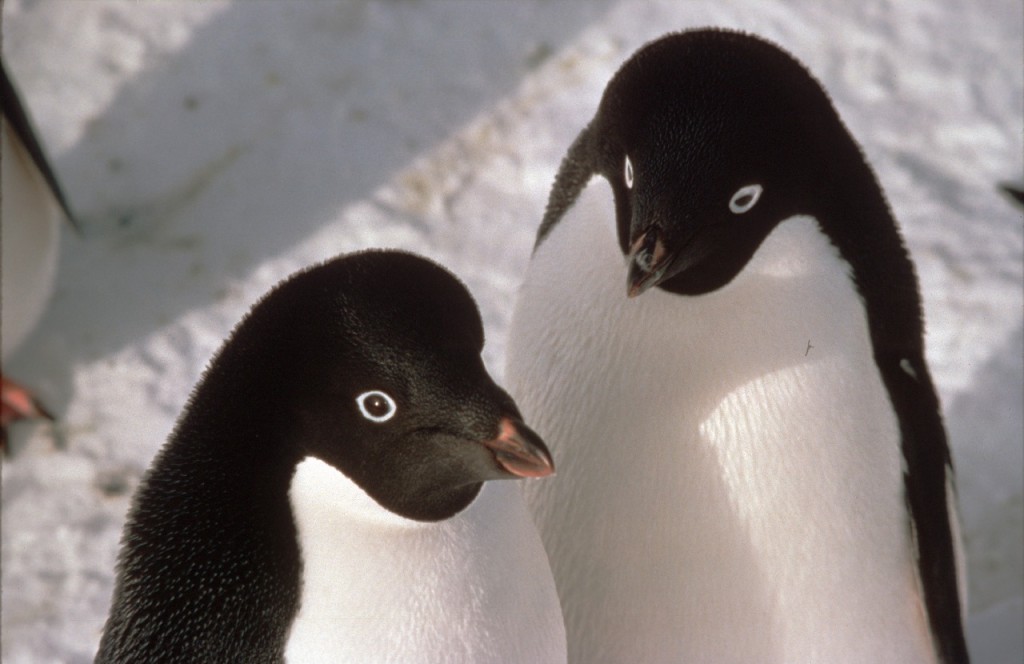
[1,58,78,450]
[96,250,566,663]
[507,29,969,663]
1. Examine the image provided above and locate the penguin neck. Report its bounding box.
[99,380,305,661]
[157,351,313,583]
[153,394,304,574]
[168,371,306,509]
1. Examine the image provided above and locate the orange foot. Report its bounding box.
[1,375,54,454]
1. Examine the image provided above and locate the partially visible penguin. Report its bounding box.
[1,58,77,446]
[96,250,566,663]
[506,29,969,663]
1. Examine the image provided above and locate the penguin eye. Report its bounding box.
[624,155,634,189]
[729,184,763,214]
[356,391,397,423]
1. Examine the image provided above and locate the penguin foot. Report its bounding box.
[1,375,55,456]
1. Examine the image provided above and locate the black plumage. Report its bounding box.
[96,250,551,662]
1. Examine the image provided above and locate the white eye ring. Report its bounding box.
[729,184,763,214]
[624,155,634,189]
[356,390,397,423]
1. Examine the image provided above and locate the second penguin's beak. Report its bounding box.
[627,227,673,298]
[481,417,555,479]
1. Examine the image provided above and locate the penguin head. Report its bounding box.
[582,29,854,296]
[214,250,553,522]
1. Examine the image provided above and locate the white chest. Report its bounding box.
[506,181,935,663]
[284,457,565,664]
[1,122,61,358]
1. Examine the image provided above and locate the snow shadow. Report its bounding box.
[8,1,615,414]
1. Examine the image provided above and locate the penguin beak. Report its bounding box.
[480,417,555,479]
[626,227,673,298]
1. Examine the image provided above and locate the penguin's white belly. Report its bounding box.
[507,182,935,663]
[285,457,566,664]
[1,119,61,359]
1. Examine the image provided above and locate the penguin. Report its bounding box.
[96,250,567,663]
[1,58,77,449]
[506,29,969,663]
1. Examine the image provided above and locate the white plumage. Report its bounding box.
[285,456,567,664]
[1,114,61,361]
[507,180,940,663]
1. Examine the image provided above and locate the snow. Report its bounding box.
[2,0,1020,661]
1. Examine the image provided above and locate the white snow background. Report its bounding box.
[2,1,1021,661]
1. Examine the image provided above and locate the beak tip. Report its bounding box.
[627,267,656,299]
[485,417,556,480]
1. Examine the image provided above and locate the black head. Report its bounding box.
[550,29,879,296]
[186,250,552,522]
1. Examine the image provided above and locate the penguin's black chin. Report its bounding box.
[395,418,553,522]
[627,218,739,297]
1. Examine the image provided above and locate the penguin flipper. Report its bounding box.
[1,376,55,455]
[1,58,77,227]
[883,352,970,663]
[535,126,597,251]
